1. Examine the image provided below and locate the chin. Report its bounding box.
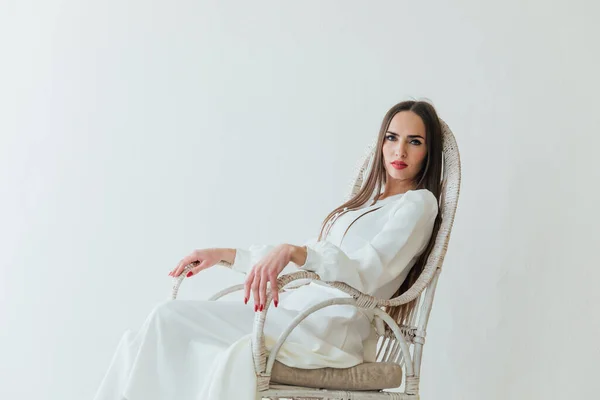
[387,169,415,181]
[389,171,408,180]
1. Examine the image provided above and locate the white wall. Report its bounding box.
[1,1,599,399]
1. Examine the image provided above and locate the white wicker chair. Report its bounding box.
[171,119,461,400]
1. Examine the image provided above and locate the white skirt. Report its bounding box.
[92,283,373,400]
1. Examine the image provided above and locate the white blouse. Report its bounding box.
[231,189,438,299]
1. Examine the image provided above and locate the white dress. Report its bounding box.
[92,189,438,400]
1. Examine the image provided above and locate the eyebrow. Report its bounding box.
[386,131,426,140]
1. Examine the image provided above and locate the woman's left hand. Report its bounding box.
[244,244,292,312]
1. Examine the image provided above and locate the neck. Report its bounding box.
[380,180,417,198]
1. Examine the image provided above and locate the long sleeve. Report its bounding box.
[298,190,438,296]
[230,244,276,274]
[231,243,311,276]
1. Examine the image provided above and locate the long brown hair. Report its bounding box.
[316,100,443,327]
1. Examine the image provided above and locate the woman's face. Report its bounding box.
[381,111,428,188]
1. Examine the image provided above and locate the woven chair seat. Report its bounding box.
[271,360,403,391]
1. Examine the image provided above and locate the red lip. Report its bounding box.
[391,161,407,170]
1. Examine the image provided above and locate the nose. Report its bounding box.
[395,141,407,159]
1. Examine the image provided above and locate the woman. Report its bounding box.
[93,100,443,400]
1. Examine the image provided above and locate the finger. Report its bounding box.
[171,262,184,277]
[187,260,210,278]
[244,268,255,304]
[174,254,197,277]
[170,260,184,276]
[243,279,251,305]
[259,271,268,311]
[269,271,279,307]
[252,271,261,312]
[172,259,187,277]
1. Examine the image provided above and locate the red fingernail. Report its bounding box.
[260,304,264,311]
[244,297,248,304]
[254,305,258,312]
[274,300,278,308]
[186,271,193,277]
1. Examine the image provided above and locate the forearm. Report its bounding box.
[287,244,308,267]
[218,248,237,265]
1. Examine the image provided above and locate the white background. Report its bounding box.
[1,1,599,399]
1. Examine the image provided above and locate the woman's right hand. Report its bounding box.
[169,248,223,278]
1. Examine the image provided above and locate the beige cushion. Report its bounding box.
[271,361,403,391]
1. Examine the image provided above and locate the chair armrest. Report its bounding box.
[171,261,414,308]
[170,262,319,300]
[208,270,320,301]
[325,281,418,307]
[170,260,231,300]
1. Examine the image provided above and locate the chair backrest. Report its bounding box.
[348,118,461,385]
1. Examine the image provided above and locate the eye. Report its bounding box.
[410,139,422,145]
[385,135,397,141]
